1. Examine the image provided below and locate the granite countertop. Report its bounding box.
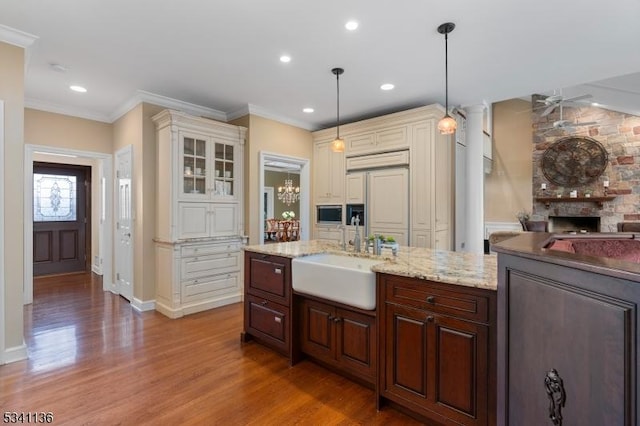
[243,240,497,291]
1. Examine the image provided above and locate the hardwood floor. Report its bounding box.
[1,273,421,425]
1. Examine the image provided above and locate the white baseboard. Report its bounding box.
[91,264,103,275]
[131,298,155,313]
[3,342,28,364]
[484,221,522,239]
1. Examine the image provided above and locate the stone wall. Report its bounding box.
[531,94,640,231]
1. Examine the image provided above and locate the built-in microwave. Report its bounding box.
[316,205,342,224]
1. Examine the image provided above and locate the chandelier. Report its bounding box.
[277,174,300,206]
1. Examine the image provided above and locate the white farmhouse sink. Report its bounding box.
[292,253,384,310]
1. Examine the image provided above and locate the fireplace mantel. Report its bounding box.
[535,195,617,209]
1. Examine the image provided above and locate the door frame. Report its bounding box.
[259,151,310,244]
[24,144,114,304]
[0,100,5,363]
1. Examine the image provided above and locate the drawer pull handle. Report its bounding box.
[426,296,435,304]
[327,315,334,321]
[333,317,341,323]
[274,317,282,323]
[261,300,268,306]
[426,316,434,322]
[274,268,282,274]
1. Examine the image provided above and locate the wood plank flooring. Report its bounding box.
[1,273,421,425]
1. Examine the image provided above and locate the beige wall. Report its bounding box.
[485,99,533,222]
[0,42,25,353]
[24,108,112,153]
[230,115,313,244]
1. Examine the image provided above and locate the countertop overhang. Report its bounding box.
[243,240,497,291]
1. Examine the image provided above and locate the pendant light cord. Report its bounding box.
[336,72,341,138]
[444,31,449,113]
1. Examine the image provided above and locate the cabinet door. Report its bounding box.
[179,132,209,199]
[345,173,365,204]
[376,126,408,151]
[313,141,333,203]
[212,141,237,199]
[328,148,345,204]
[178,202,210,239]
[336,308,376,380]
[430,315,488,425]
[368,168,409,231]
[300,298,335,362]
[345,132,376,154]
[210,204,237,236]
[410,121,433,231]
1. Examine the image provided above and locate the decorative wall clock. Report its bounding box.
[541,136,608,186]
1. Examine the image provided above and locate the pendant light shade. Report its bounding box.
[437,22,457,135]
[331,67,345,152]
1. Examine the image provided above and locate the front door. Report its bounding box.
[33,162,90,276]
[115,146,133,301]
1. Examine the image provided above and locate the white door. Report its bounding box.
[115,146,133,302]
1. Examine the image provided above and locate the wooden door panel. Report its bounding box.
[386,304,428,398]
[337,308,376,380]
[300,299,334,361]
[59,229,79,260]
[34,231,53,262]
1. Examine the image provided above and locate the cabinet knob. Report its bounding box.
[194,257,199,261]
[426,316,434,322]
[426,296,435,304]
[274,268,282,274]
[261,300,268,306]
[327,315,334,321]
[333,317,342,323]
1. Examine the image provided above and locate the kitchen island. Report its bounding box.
[242,240,497,425]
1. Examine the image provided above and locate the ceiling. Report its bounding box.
[2,0,640,130]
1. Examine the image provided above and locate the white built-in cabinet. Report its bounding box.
[312,105,453,249]
[313,140,345,205]
[152,109,246,318]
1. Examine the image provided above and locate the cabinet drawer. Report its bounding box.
[181,252,240,281]
[181,242,240,257]
[182,272,239,303]
[385,276,490,323]
[246,254,290,304]
[246,294,289,354]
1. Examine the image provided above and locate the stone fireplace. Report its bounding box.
[549,216,600,233]
[530,94,640,232]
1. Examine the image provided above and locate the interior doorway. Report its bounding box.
[32,162,91,276]
[259,152,310,244]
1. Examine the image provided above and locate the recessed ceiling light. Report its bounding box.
[345,21,359,31]
[69,85,87,93]
[591,102,600,106]
[380,83,395,91]
[303,107,314,113]
[280,55,291,63]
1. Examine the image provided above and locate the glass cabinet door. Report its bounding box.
[213,142,234,197]
[182,136,207,196]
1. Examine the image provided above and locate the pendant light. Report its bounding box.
[331,67,345,152]
[437,22,457,135]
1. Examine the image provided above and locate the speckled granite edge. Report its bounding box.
[244,240,497,291]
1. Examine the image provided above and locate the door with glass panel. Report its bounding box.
[33,162,90,276]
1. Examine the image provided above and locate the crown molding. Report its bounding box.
[0,24,38,48]
[110,90,227,123]
[25,98,111,123]
[228,103,314,131]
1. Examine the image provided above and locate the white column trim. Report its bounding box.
[24,145,114,304]
[464,104,486,254]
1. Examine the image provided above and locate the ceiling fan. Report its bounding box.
[542,103,598,130]
[535,92,593,117]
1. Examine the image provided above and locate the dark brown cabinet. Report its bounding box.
[242,252,293,358]
[299,297,376,384]
[378,273,496,426]
[497,248,639,426]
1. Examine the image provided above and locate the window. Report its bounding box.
[33,173,77,222]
